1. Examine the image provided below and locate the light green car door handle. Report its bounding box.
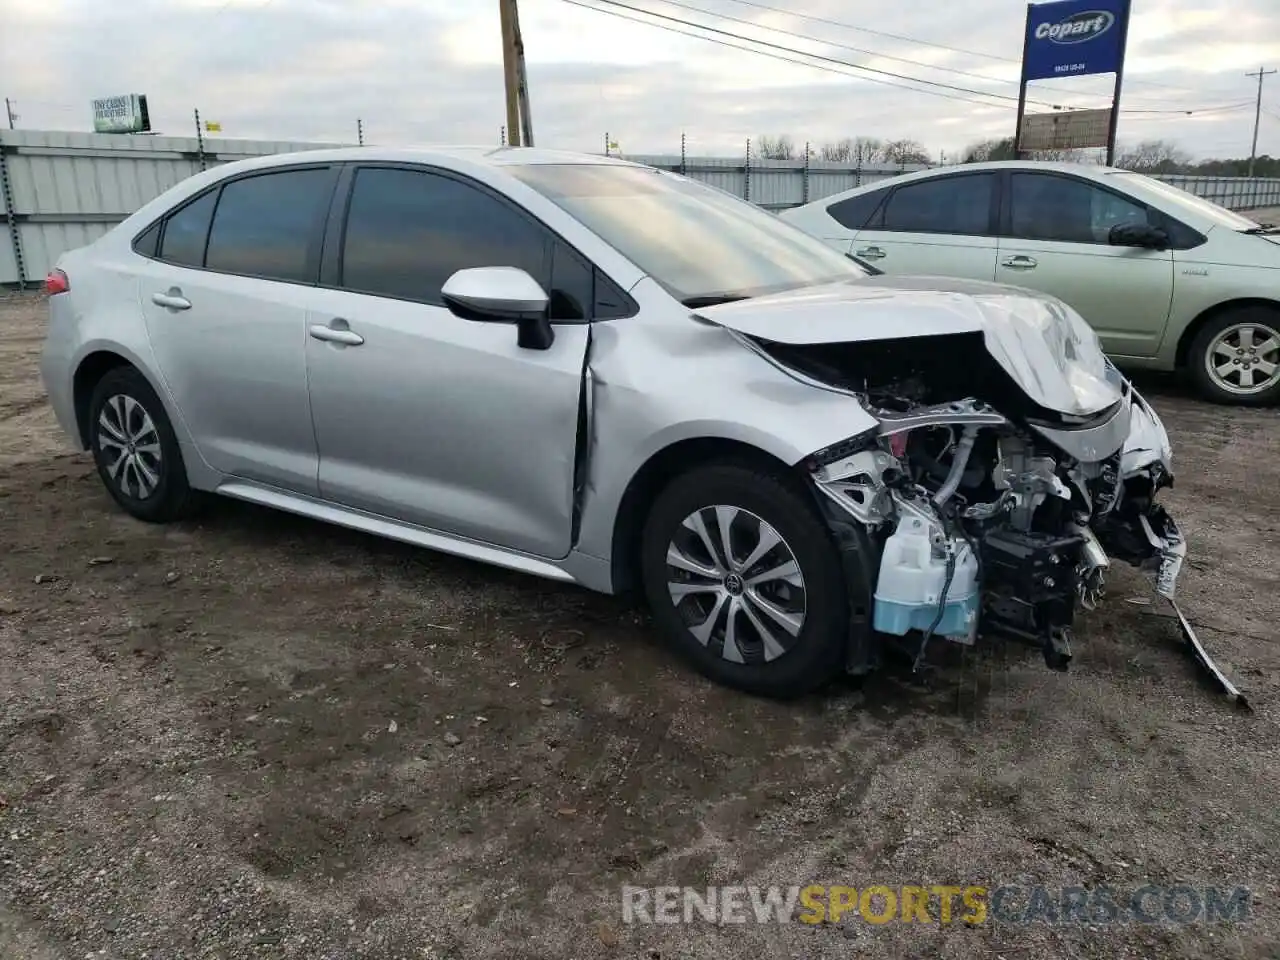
[1001,255,1038,270]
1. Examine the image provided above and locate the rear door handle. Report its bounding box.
[855,246,886,260]
[151,288,191,310]
[1001,255,1038,270]
[308,323,364,347]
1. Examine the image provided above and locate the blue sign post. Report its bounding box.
[1015,0,1133,164]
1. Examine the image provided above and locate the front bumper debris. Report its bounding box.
[1168,598,1251,711]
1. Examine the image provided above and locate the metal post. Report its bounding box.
[680,131,686,177]
[1104,0,1132,166]
[802,141,810,204]
[604,131,609,157]
[357,118,364,146]
[500,125,507,146]
[855,142,863,187]
[194,108,206,172]
[1013,4,1034,161]
[510,0,534,148]
[1246,67,1276,178]
[4,99,14,130]
[744,138,751,202]
[0,132,28,287]
[499,0,522,147]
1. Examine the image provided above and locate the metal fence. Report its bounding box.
[3,128,1279,285]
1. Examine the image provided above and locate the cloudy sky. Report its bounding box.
[2,0,1278,161]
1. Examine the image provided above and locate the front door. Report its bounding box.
[851,171,1000,281]
[996,171,1174,358]
[304,165,590,560]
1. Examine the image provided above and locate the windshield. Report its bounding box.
[1108,172,1262,231]
[507,163,869,304]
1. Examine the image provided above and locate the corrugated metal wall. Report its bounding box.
[3,129,1279,284]
[0,130,346,285]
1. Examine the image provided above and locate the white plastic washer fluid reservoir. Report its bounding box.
[873,516,980,642]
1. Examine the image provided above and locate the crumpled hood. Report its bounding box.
[693,275,1123,416]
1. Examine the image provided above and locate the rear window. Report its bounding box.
[159,190,217,267]
[827,189,888,231]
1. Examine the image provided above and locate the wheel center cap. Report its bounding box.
[724,573,745,596]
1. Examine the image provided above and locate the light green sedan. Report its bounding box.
[780,161,1280,405]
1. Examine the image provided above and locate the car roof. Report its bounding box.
[208,144,646,175]
[847,160,1127,190]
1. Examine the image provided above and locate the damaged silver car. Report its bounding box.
[38,147,1239,702]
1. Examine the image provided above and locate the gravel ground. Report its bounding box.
[1,291,1278,959]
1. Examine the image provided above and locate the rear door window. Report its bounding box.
[204,168,333,282]
[881,174,995,235]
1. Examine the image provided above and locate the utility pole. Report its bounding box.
[1246,67,1276,177]
[4,98,15,130]
[499,0,522,146]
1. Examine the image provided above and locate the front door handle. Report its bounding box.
[308,322,364,347]
[855,246,886,260]
[1001,255,1038,270]
[151,288,191,311]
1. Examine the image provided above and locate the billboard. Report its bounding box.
[92,94,151,134]
[1019,109,1113,150]
[1022,0,1128,82]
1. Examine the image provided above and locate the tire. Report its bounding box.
[639,461,852,699]
[87,366,201,523]
[1186,306,1280,406]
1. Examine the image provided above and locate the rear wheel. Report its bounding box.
[1187,307,1280,406]
[88,366,200,523]
[639,461,851,698]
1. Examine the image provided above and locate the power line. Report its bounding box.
[570,0,1061,107]
[566,0,1253,119]
[561,0,1017,109]
[701,0,1251,100]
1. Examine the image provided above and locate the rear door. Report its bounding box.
[850,171,999,280]
[135,164,339,493]
[996,171,1174,358]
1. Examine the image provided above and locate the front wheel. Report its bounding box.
[1187,308,1280,406]
[639,461,852,699]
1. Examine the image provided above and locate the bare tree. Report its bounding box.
[883,139,932,166]
[819,138,853,162]
[1113,139,1191,174]
[755,134,797,160]
[962,138,1017,163]
[853,136,886,163]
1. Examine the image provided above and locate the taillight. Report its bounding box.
[45,269,70,295]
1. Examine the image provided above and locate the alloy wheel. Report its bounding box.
[1204,322,1280,396]
[665,505,807,664]
[97,393,164,500]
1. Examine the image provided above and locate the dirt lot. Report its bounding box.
[1,291,1278,959]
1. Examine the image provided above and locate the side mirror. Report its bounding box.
[441,266,555,350]
[1108,222,1168,251]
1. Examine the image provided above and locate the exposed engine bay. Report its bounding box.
[754,333,1245,705]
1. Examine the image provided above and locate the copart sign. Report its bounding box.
[1022,0,1129,82]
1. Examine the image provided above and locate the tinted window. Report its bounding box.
[549,241,592,320]
[881,175,994,235]
[827,189,888,230]
[507,164,870,305]
[204,169,332,282]
[159,190,217,267]
[1009,173,1150,244]
[134,221,161,259]
[340,167,548,304]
